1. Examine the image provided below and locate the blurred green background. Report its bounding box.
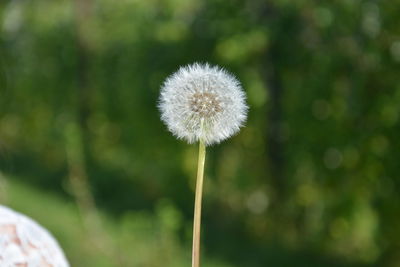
[0,0,399,266]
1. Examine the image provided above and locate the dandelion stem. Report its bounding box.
[192,138,206,267]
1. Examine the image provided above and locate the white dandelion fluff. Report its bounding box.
[0,205,70,267]
[159,63,248,145]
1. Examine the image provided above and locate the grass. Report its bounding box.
[0,174,233,267]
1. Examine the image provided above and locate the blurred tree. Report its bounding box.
[1,0,399,266]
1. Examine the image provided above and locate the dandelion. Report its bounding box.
[159,63,248,267]
[159,63,248,146]
[0,205,70,267]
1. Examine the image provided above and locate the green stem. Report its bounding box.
[192,139,206,267]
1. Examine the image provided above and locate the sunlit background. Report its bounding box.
[0,0,399,266]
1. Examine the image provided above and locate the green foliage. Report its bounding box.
[3,176,233,267]
[1,0,399,266]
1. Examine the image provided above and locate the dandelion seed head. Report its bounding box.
[159,63,248,145]
[0,205,70,267]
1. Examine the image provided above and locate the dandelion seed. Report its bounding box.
[159,63,248,145]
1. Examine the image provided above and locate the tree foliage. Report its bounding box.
[1,0,399,266]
